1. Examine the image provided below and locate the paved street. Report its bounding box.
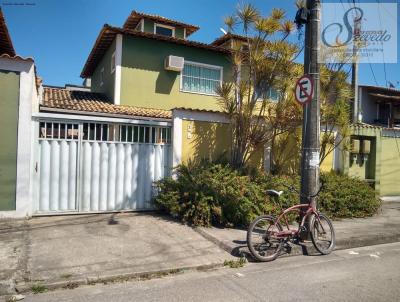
[21,242,400,302]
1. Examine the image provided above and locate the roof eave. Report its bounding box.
[0,9,16,56]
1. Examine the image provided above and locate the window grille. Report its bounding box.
[181,62,222,95]
[39,121,171,144]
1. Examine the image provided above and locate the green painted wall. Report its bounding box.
[120,36,231,111]
[143,19,154,33]
[0,70,19,211]
[91,37,116,101]
[175,27,185,39]
[380,136,400,196]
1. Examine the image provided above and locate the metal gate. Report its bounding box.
[34,120,172,214]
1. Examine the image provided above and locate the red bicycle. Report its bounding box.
[247,182,335,262]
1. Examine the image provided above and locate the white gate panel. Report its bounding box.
[68,141,77,210]
[107,144,117,210]
[37,122,79,212]
[35,121,172,214]
[39,140,51,212]
[99,143,108,211]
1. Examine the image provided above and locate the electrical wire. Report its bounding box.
[368,62,379,86]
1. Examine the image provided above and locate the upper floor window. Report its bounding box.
[181,61,223,96]
[154,23,175,37]
[267,87,280,102]
[258,87,280,102]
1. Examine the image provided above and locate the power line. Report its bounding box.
[368,62,379,86]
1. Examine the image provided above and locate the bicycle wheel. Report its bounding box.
[247,215,284,262]
[310,212,335,255]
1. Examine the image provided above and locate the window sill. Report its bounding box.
[180,89,218,97]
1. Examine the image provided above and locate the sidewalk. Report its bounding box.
[0,212,234,295]
[1,201,399,296]
[195,201,400,257]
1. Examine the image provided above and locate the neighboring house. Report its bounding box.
[359,85,400,128]
[0,9,39,218]
[342,85,400,196]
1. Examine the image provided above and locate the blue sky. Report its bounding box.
[1,0,399,88]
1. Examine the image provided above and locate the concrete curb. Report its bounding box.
[194,227,400,259]
[193,227,235,255]
[12,263,225,295]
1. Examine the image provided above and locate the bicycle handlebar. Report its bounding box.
[282,179,325,200]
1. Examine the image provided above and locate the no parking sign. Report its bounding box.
[295,75,314,105]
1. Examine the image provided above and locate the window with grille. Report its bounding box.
[258,87,281,103]
[181,61,222,95]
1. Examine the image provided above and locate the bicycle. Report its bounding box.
[246,182,335,262]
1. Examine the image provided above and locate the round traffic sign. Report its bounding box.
[295,75,314,105]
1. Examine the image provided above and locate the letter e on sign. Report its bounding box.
[295,75,314,105]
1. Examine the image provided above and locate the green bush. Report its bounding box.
[319,172,381,218]
[154,161,380,227]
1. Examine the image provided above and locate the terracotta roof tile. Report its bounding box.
[173,107,224,114]
[352,122,382,129]
[123,11,199,36]
[211,33,248,46]
[360,85,400,95]
[41,87,172,120]
[0,53,34,61]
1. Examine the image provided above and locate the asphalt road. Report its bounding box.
[22,242,400,302]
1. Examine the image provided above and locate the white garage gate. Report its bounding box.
[34,119,172,214]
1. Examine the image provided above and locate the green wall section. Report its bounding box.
[344,126,382,195]
[340,126,400,196]
[91,37,116,101]
[175,27,185,39]
[380,136,400,196]
[120,36,231,110]
[0,70,19,211]
[143,19,154,33]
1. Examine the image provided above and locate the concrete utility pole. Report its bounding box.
[352,15,362,123]
[300,0,321,211]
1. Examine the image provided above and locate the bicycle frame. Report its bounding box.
[273,204,319,238]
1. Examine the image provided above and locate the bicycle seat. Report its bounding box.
[266,190,284,197]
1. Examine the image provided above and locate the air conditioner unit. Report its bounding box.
[165,55,184,72]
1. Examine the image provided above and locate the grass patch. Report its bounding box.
[31,284,47,294]
[224,257,247,268]
[60,273,72,279]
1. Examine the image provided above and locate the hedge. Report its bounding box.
[154,161,380,227]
